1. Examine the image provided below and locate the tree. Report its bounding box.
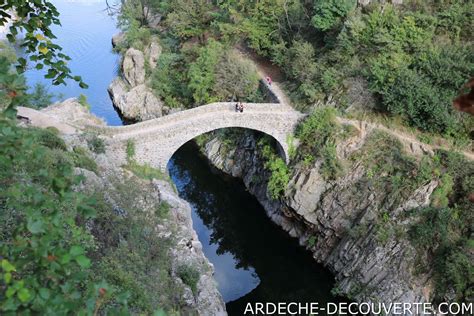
[213,51,260,102]
[0,0,87,92]
[188,40,224,104]
[165,0,215,43]
[312,0,356,31]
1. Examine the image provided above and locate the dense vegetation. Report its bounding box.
[119,0,472,142]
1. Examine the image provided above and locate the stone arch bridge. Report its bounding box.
[102,102,304,171]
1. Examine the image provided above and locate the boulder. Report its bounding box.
[145,40,162,70]
[111,32,125,48]
[108,79,163,121]
[122,48,145,87]
[144,6,162,28]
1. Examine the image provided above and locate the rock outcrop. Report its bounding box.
[111,32,125,48]
[17,102,227,316]
[108,41,165,121]
[122,47,146,87]
[201,130,437,315]
[108,79,163,121]
[145,40,162,70]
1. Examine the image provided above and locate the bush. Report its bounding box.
[151,52,191,108]
[31,126,67,151]
[0,118,108,314]
[78,94,90,110]
[258,138,290,199]
[87,134,106,154]
[312,0,356,31]
[71,146,98,173]
[188,40,224,104]
[27,83,55,109]
[213,51,261,102]
[296,107,343,179]
[177,265,200,295]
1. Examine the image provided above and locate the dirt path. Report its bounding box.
[238,45,474,161]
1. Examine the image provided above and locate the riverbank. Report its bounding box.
[16,101,226,315]
[198,125,473,312]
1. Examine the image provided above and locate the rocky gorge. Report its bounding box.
[17,101,226,315]
[102,25,472,313]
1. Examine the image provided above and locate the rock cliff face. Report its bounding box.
[18,101,226,315]
[201,130,436,314]
[108,38,164,121]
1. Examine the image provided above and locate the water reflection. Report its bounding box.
[168,138,341,315]
[24,0,122,125]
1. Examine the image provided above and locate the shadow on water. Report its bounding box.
[168,140,344,315]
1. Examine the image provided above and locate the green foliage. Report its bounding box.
[31,126,67,151]
[125,161,169,182]
[312,0,356,31]
[258,138,290,199]
[87,134,106,154]
[151,52,191,108]
[431,173,453,208]
[0,117,108,313]
[91,180,181,313]
[213,51,261,102]
[71,146,98,173]
[26,83,55,109]
[0,56,28,114]
[1,0,87,87]
[78,94,91,110]
[307,236,317,248]
[176,265,200,295]
[188,40,224,104]
[296,107,342,179]
[407,150,473,301]
[126,139,136,161]
[165,0,214,42]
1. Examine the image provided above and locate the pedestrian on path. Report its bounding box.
[266,76,272,85]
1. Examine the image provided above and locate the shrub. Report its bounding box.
[151,52,191,108]
[188,40,224,104]
[31,126,67,151]
[213,51,261,102]
[78,94,90,110]
[177,265,200,295]
[126,139,136,161]
[312,0,356,31]
[27,83,54,109]
[0,118,107,314]
[87,134,106,154]
[296,107,343,179]
[258,138,290,199]
[71,146,98,173]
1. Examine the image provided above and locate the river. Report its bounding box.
[23,1,341,314]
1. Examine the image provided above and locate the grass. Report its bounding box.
[176,265,200,296]
[87,134,106,154]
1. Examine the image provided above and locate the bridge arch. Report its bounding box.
[105,102,304,171]
[167,126,288,170]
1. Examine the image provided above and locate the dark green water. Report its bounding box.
[168,140,341,315]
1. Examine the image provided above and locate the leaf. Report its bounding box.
[17,288,31,303]
[69,245,84,257]
[1,259,16,272]
[35,33,46,41]
[4,272,12,284]
[75,255,91,268]
[79,82,88,89]
[39,288,50,299]
[27,219,45,234]
[153,309,167,316]
[39,46,49,54]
